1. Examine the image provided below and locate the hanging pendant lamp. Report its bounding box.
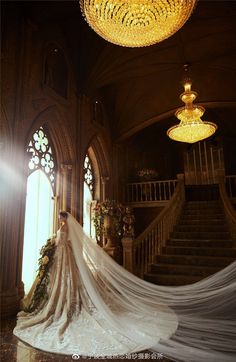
[167,78,217,144]
[80,0,197,47]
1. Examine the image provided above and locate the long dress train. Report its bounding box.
[13,214,236,361]
[14,225,177,357]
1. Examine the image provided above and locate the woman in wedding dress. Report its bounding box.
[14,211,177,357]
[14,212,236,362]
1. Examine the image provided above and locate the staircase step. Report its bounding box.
[171,231,230,239]
[185,206,222,212]
[185,185,219,202]
[150,263,221,276]
[141,198,235,287]
[156,254,235,267]
[162,246,236,257]
[185,201,221,207]
[181,213,224,219]
[144,273,202,286]
[186,201,220,206]
[175,224,228,232]
[167,239,234,248]
[179,218,225,225]
[183,210,224,216]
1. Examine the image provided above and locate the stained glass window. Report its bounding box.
[84,154,94,195]
[27,126,56,189]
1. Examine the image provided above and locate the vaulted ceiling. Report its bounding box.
[4,1,236,141]
[82,1,236,141]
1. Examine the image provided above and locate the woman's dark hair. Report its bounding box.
[59,211,68,219]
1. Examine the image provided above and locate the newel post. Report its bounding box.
[177,173,185,184]
[122,238,134,273]
[121,207,135,273]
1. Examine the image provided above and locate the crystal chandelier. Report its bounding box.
[167,78,217,143]
[80,0,197,47]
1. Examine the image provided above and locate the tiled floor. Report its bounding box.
[0,318,172,362]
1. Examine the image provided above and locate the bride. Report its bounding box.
[14,211,236,361]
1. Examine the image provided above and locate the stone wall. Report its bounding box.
[0,5,114,318]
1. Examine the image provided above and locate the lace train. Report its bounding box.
[14,227,177,356]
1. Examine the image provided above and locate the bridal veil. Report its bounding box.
[14,213,236,361]
[68,214,236,362]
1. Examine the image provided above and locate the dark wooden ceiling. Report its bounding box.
[3,1,236,141]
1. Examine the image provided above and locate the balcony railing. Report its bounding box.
[126,179,177,205]
[122,175,185,276]
[225,175,236,199]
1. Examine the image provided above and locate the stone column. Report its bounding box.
[52,195,59,233]
[0,144,27,317]
[101,176,109,201]
[60,164,72,212]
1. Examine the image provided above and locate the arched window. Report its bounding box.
[27,126,55,187]
[22,126,56,293]
[84,154,94,194]
[83,154,95,237]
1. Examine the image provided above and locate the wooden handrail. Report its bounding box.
[122,173,236,276]
[219,176,236,243]
[130,174,185,277]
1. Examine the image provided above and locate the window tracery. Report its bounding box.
[84,154,94,195]
[27,126,55,189]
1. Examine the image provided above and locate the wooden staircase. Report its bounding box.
[144,200,236,286]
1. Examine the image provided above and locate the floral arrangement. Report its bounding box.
[25,235,56,313]
[93,200,125,240]
[137,169,158,181]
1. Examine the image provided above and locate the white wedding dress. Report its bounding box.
[14,214,236,361]
[13,216,177,357]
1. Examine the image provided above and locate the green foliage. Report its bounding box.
[93,200,125,240]
[24,236,56,313]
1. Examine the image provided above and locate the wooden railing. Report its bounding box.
[126,179,177,205]
[219,175,236,244]
[225,175,236,199]
[122,174,185,277]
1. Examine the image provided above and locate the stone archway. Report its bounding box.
[18,106,76,302]
[88,135,110,201]
[78,134,111,228]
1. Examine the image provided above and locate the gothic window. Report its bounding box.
[83,154,95,237]
[23,126,55,292]
[27,126,55,189]
[84,154,94,196]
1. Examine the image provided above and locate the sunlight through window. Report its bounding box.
[23,170,54,292]
[23,127,55,293]
[83,154,95,238]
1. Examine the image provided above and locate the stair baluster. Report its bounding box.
[122,174,185,277]
[219,173,236,244]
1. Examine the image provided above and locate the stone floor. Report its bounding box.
[0,318,173,362]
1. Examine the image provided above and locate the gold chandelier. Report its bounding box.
[167,78,217,143]
[80,0,197,47]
